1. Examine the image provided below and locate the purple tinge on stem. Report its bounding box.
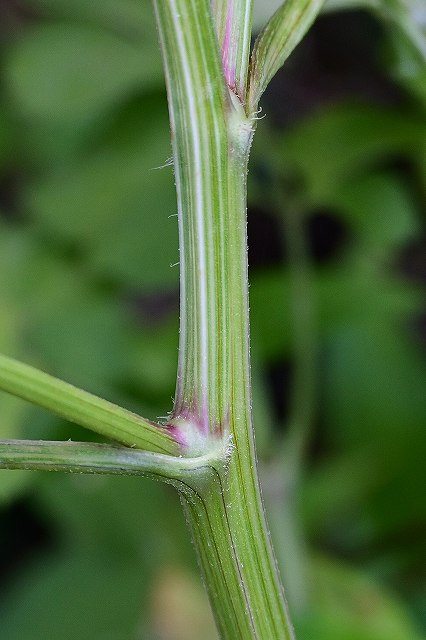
[167,396,227,452]
[221,3,237,91]
[166,403,219,456]
[171,401,210,437]
[173,378,212,435]
[166,422,189,448]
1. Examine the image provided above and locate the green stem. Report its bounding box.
[211,0,253,100]
[248,0,325,112]
[0,353,179,455]
[0,439,220,487]
[154,1,294,637]
[185,134,294,638]
[153,0,229,436]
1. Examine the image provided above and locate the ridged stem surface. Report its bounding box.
[154,1,294,637]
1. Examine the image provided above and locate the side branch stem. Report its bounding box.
[0,354,178,455]
[0,439,219,486]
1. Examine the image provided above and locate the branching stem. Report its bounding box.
[154,1,294,637]
[0,354,179,455]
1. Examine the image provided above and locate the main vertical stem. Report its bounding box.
[154,1,294,637]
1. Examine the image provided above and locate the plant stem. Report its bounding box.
[154,0,229,436]
[0,439,221,486]
[211,0,253,99]
[154,1,294,637]
[186,131,295,637]
[180,131,294,638]
[0,354,178,455]
[248,0,326,112]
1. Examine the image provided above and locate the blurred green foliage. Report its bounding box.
[0,1,425,639]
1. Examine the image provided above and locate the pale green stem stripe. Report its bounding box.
[211,0,253,100]
[0,354,178,455]
[248,0,325,112]
[0,439,218,486]
[212,143,295,638]
[154,1,295,637]
[154,0,230,433]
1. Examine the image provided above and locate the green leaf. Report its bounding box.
[0,108,13,171]
[127,320,178,403]
[37,471,189,559]
[248,0,325,111]
[26,99,179,291]
[272,103,426,205]
[0,473,194,639]
[6,23,162,127]
[384,17,426,104]
[250,257,421,362]
[377,0,426,64]
[28,0,157,43]
[322,323,426,447]
[0,549,149,639]
[295,555,424,640]
[335,173,420,253]
[304,323,426,556]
